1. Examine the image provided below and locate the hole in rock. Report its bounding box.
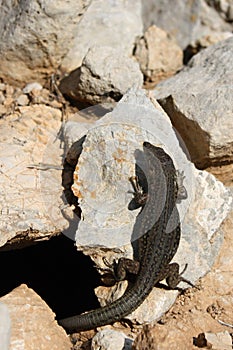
[0,234,101,319]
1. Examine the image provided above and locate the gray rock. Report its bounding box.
[91,329,133,350]
[61,0,143,71]
[0,303,11,350]
[0,0,90,83]
[185,31,232,61]
[153,36,233,168]
[141,0,201,49]
[141,0,233,53]
[192,0,233,46]
[60,46,143,104]
[63,88,232,326]
[205,0,233,21]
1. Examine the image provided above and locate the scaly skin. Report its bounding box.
[58,141,185,332]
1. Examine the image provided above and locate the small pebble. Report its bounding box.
[23,82,43,94]
[16,94,29,106]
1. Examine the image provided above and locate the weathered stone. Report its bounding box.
[153,37,233,168]
[16,94,29,106]
[59,46,143,104]
[0,303,11,350]
[134,25,183,84]
[195,331,232,349]
[23,82,43,94]
[205,0,233,21]
[0,284,72,350]
[141,0,233,55]
[141,0,201,49]
[92,329,133,350]
[184,31,232,62]
[0,105,66,248]
[192,0,233,46]
[0,0,90,84]
[61,0,143,71]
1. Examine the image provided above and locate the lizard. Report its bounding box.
[58,141,192,332]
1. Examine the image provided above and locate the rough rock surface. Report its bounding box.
[0,284,72,350]
[142,0,233,52]
[91,329,133,350]
[63,89,232,326]
[0,302,11,350]
[0,0,90,84]
[153,37,233,168]
[61,0,143,71]
[134,25,183,84]
[198,0,233,36]
[141,0,201,49]
[0,104,66,248]
[184,31,232,62]
[59,46,143,104]
[0,0,142,85]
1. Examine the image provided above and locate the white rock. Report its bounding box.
[23,82,43,94]
[91,329,133,350]
[16,94,29,106]
[60,46,143,104]
[61,0,143,71]
[0,303,11,350]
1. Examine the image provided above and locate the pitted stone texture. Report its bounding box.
[135,25,183,84]
[0,284,72,350]
[61,0,143,71]
[0,0,90,84]
[59,46,143,104]
[0,105,66,248]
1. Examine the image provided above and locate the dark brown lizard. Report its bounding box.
[58,141,192,332]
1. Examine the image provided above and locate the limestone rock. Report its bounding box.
[134,25,183,84]
[190,0,233,54]
[0,0,90,84]
[59,46,143,104]
[61,0,143,71]
[195,331,232,349]
[141,0,201,49]
[184,31,232,62]
[0,284,72,350]
[92,329,133,350]
[141,0,233,54]
[0,105,66,248]
[153,37,233,168]
[0,303,11,350]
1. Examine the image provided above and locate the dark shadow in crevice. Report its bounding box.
[0,234,101,319]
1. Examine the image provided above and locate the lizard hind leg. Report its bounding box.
[164,263,195,289]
